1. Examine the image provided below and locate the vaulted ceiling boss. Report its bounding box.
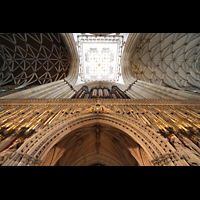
[0,33,200,166]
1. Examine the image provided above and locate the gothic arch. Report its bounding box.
[40,123,142,166]
[3,110,177,166]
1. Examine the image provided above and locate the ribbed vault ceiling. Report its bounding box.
[0,33,70,88]
[130,33,200,90]
[40,123,151,166]
[1,33,200,96]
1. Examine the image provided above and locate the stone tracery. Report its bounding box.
[0,33,200,166]
[0,98,199,166]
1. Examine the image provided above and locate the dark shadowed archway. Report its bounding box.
[40,122,151,166]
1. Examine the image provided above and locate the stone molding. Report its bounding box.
[0,98,199,106]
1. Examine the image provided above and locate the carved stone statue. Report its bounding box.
[0,137,23,165]
[169,134,200,166]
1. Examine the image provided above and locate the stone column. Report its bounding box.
[125,89,144,99]
[32,81,67,98]
[43,83,69,98]
[132,84,159,99]
[62,89,76,99]
[135,81,174,99]
[0,80,65,99]
[130,85,147,99]
[137,80,200,100]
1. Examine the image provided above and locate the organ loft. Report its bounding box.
[0,33,200,166]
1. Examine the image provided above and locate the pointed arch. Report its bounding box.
[4,111,176,166]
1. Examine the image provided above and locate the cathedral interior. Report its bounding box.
[0,33,200,166]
